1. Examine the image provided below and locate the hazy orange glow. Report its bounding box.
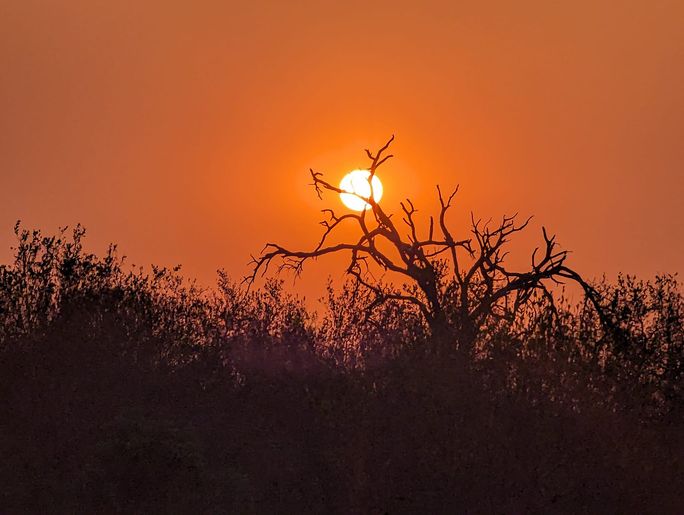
[1,1,683,297]
[339,170,383,211]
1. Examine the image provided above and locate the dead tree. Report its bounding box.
[248,136,597,352]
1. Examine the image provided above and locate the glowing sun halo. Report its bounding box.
[339,169,383,211]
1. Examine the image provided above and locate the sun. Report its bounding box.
[339,169,383,211]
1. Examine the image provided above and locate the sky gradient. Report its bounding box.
[1,0,683,298]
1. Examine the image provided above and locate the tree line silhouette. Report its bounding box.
[1,141,682,514]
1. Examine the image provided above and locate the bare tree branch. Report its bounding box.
[248,136,595,352]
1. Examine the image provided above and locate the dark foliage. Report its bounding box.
[0,224,682,513]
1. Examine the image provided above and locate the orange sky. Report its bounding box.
[1,1,683,301]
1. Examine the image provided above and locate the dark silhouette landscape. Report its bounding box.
[2,3,684,511]
[2,163,682,512]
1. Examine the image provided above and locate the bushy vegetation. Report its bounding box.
[1,224,682,513]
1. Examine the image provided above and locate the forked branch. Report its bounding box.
[248,136,593,349]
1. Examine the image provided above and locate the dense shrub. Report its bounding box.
[0,224,682,513]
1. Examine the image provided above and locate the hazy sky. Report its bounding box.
[1,0,683,298]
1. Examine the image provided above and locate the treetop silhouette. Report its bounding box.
[249,136,602,351]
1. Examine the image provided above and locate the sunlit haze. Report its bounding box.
[1,0,683,296]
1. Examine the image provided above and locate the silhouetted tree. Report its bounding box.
[249,137,599,353]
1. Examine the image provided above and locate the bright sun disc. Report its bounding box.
[339,169,383,211]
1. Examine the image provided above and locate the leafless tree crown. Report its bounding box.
[248,136,599,349]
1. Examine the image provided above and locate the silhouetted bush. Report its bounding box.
[0,224,682,513]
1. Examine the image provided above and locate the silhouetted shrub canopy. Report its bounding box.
[1,224,682,513]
